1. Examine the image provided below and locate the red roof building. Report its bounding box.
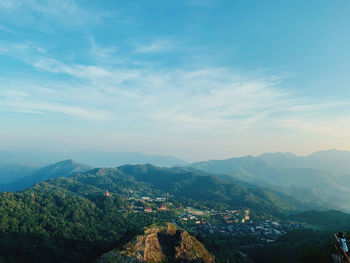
[144,207,153,213]
[158,205,168,211]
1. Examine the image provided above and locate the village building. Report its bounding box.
[158,204,168,211]
[144,207,153,213]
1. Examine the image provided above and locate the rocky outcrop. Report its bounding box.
[95,223,214,263]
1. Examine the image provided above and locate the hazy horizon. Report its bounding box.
[0,147,347,163]
[1,1,350,161]
[2,2,350,262]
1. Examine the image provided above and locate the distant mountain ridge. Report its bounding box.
[258,149,350,173]
[0,150,186,167]
[0,152,349,262]
[0,159,91,192]
[0,159,346,262]
[2,148,350,211]
[188,149,350,211]
[0,164,38,184]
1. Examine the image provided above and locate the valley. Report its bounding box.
[0,152,349,262]
[2,2,347,262]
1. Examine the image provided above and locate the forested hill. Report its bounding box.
[0,161,347,262]
[117,164,316,212]
[188,151,350,210]
[0,187,159,262]
[29,163,311,214]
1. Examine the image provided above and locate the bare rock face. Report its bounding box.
[95,223,214,263]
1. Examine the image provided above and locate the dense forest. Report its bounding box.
[0,162,349,262]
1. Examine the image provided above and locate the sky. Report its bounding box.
[1,0,350,161]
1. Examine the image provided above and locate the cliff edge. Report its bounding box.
[95,223,214,263]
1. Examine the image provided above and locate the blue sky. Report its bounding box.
[1,0,350,161]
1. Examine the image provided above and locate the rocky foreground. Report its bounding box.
[95,223,214,263]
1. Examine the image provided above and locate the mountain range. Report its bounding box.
[1,151,350,262]
[0,159,91,192]
[188,149,350,211]
[2,148,350,211]
[0,164,38,184]
[0,150,186,168]
[0,160,303,262]
[28,162,308,215]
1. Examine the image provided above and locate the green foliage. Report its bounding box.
[246,229,332,263]
[116,164,300,215]
[0,191,173,262]
[290,210,350,231]
[189,153,347,210]
[196,233,256,262]
[27,164,301,218]
[0,163,345,262]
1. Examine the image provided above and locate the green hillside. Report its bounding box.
[0,159,91,192]
[0,162,346,262]
[290,210,350,230]
[30,164,310,215]
[0,190,167,263]
[188,154,350,210]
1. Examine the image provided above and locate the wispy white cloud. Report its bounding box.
[1,31,348,143]
[187,0,220,7]
[0,0,115,32]
[2,32,350,159]
[0,93,111,120]
[0,40,47,60]
[280,115,350,138]
[10,101,111,120]
[89,42,118,60]
[3,47,347,135]
[0,0,21,9]
[0,80,111,120]
[33,57,112,78]
[0,24,18,34]
[135,39,176,53]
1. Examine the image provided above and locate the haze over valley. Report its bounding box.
[2,149,350,262]
[1,0,350,262]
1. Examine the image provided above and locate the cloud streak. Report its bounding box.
[1,0,350,159]
[0,81,111,120]
[135,39,177,53]
[0,0,86,22]
[2,45,347,136]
